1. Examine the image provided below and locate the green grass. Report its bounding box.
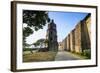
[23,51,57,62]
[70,51,91,59]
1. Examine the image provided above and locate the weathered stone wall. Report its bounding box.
[61,13,91,53]
[70,29,75,52]
[65,37,67,51]
[62,40,64,50]
[85,14,91,49]
[85,14,91,40]
[61,36,67,51]
[81,14,91,50]
[64,37,67,51]
[74,22,82,53]
[67,34,70,51]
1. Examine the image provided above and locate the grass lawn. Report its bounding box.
[23,51,57,62]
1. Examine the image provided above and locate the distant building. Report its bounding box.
[58,42,63,51]
[46,20,58,51]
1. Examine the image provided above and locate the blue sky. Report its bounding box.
[48,11,88,42]
[26,11,88,45]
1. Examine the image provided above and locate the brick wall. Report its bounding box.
[61,13,91,53]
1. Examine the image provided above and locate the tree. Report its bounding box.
[23,10,50,29]
[44,39,48,47]
[23,10,50,46]
[33,42,39,48]
[33,39,47,48]
[36,39,45,48]
[23,27,33,47]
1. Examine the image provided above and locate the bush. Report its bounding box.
[82,49,91,59]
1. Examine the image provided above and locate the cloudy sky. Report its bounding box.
[25,11,88,45]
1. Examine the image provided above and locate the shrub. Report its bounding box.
[83,49,91,59]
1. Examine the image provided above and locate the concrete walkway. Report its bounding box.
[55,51,82,61]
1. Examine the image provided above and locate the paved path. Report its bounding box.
[55,51,82,61]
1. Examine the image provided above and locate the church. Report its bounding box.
[46,20,58,51]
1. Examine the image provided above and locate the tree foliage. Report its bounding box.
[23,10,50,47]
[23,27,33,37]
[23,10,50,29]
[33,39,47,48]
[33,42,39,47]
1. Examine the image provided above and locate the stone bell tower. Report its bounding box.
[47,20,58,51]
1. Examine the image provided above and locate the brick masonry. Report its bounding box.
[60,13,91,53]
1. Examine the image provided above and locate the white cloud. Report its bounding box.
[26,24,48,44]
[23,23,27,28]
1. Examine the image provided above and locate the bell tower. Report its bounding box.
[47,20,58,51]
